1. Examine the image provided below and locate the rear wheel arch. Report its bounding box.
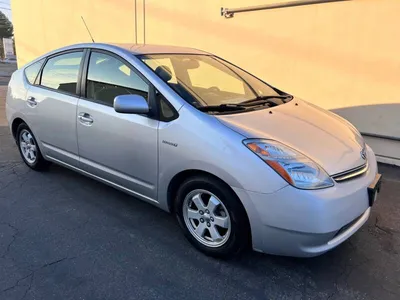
[11,118,45,157]
[11,117,25,140]
[15,122,50,171]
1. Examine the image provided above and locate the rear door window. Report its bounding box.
[40,51,84,95]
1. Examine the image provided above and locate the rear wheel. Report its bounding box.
[16,123,50,171]
[175,175,250,258]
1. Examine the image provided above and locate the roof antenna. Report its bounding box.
[134,0,138,44]
[81,16,95,43]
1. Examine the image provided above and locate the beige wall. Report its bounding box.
[11,0,400,164]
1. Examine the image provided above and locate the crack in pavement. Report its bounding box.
[375,216,400,235]
[380,284,400,297]
[0,222,19,259]
[0,161,23,168]
[1,256,77,299]
[326,237,395,299]
[20,272,33,300]
[2,273,32,293]
[325,241,362,299]
[0,163,28,193]
[0,179,17,193]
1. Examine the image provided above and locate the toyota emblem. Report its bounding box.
[361,148,367,160]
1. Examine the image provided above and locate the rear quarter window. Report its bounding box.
[24,59,45,84]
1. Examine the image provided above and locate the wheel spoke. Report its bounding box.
[195,222,207,237]
[20,141,27,148]
[209,226,222,241]
[187,208,200,220]
[22,132,29,142]
[29,150,35,159]
[207,195,220,213]
[191,193,206,210]
[213,216,229,229]
[30,145,37,152]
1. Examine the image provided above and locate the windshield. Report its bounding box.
[139,54,286,108]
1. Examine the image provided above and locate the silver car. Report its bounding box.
[6,43,382,258]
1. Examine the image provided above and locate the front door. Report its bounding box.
[25,50,84,167]
[76,50,159,202]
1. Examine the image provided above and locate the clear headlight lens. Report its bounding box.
[244,139,334,190]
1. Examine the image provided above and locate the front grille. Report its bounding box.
[332,163,368,183]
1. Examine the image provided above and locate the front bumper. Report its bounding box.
[233,146,379,257]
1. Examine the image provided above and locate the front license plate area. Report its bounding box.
[368,174,382,206]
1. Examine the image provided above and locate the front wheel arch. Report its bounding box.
[173,174,252,257]
[168,170,230,212]
[167,170,251,237]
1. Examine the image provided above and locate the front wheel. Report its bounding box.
[175,176,250,258]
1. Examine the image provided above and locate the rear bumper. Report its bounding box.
[233,146,378,257]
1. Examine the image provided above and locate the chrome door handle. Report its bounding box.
[78,113,94,125]
[27,96,37,107]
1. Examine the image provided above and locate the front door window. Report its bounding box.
[86,52,149,106]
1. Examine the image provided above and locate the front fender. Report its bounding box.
[157,159,246,212]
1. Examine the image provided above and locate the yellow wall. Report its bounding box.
[11,0,400,163]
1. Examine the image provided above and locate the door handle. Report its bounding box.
[27,96,37,107]
[78,113,94,125]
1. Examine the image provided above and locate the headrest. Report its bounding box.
[155,65,172,82]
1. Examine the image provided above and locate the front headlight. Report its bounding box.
[244,139,334,190]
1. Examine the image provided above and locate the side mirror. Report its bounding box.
[113,95,149,114]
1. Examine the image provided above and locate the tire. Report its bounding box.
[174,175,250,258]
[16,123,50,171]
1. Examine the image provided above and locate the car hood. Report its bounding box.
[215,98,366,175]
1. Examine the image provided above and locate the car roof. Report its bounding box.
[122,44,210,55]
[54,43,209,55]
[23,43,211,68]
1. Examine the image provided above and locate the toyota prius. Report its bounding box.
[6,43,382,257]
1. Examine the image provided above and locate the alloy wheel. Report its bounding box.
[19,129,37,164]
[182,189,231,248]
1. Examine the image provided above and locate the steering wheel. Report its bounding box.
[202,86,221,99]
[94,86,134,102]
[207,86,221,93]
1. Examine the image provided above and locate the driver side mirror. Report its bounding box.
[113,95,149,114]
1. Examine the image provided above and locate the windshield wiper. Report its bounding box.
[197,95,292,113]
[197,103,247,112]
[240,95,293,106]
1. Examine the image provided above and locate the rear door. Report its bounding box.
[76,50,159,202]
[25,50,85,167]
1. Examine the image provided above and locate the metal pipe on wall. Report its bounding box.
[361,132,400,142]
[221,0,351,18]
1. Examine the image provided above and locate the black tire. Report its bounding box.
[174,175,251,258]
[16,123,50,171]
